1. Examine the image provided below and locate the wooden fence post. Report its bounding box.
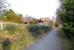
[0,21,3,30]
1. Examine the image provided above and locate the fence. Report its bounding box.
[0,21,29,30]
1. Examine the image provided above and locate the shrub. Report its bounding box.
[28,24,51,37]
[2,38,11,50]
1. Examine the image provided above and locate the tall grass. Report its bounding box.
[0,23,51,50]
[0,23,34,50]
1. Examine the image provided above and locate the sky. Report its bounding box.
[7,0,60,19]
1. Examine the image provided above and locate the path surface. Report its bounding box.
[25,28,64,50]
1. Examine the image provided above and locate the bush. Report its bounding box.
[2,38,11,50]
[62,25,74,39]
[28,25,51,37]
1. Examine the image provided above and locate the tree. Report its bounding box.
[58,0,74,38]
[4,9,24,23]
[0,0,7,16]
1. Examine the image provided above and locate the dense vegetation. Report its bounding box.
[0,9,24,23]
[57,0,74,50]
[0,22,51,50]
[0,23,33,50]
[0,23,51,50]
[28,24,51,37]
[60,0,74,39]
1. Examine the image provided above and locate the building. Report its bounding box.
[38,17,53,26]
